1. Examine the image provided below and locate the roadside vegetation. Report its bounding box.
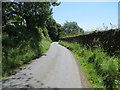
[2,2,61,77]
[59,28,120,88]
[59,41,120,88]
[61,29,120,56]
[2,25,51,77]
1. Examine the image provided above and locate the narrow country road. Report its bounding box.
[2,42,89,88]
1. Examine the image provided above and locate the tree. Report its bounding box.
[2,2,60,30]
[61,21,84,37]
[46,16,61,41]
[2,1,61,42]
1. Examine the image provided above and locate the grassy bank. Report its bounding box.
[2,25,51,77]
[59,41,120,88]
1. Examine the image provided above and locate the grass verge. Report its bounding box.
[59,41,120,88]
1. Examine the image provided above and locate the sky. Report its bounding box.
[52,2,118,31]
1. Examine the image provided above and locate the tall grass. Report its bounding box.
[59,41,120,88]
[2,25,51,77]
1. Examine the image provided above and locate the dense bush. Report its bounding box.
[2,25,51,77]
[59,41,120,88]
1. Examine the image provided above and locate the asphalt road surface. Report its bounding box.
[1,42,89,88]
